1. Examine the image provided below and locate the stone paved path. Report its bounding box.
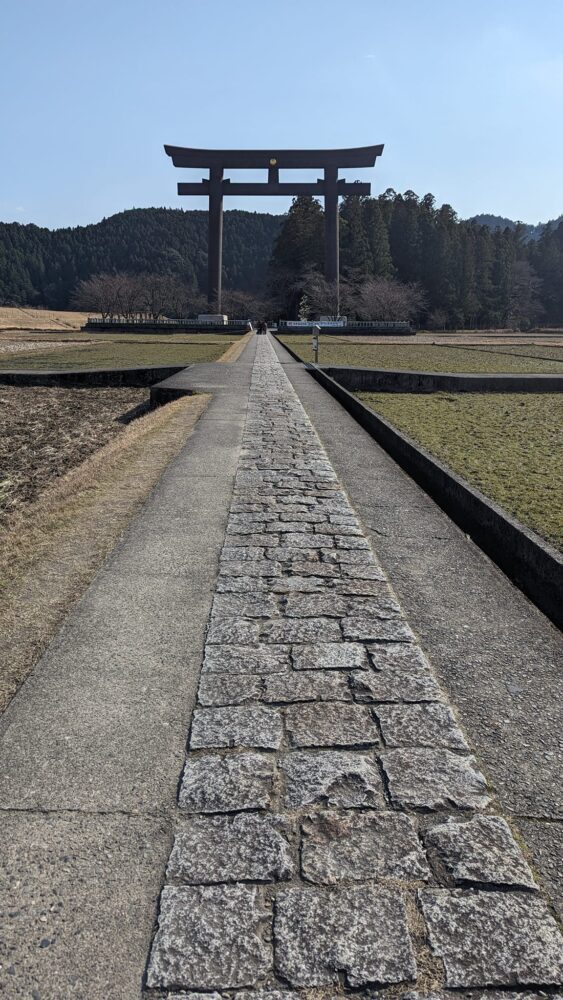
[146,337,563,995]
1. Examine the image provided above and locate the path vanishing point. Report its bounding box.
[0,334,562,998]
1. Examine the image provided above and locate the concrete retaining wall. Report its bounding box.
[82,321,249,334]
[0,364,189,388]
[320,366,563,393]
[274,338,562,629]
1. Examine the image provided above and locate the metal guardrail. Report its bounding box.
[85,317,250,328]
[278,320,413,334]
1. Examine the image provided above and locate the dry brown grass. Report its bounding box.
[0,307,94,330]
[217,329,254,362]
[0,393,209,713]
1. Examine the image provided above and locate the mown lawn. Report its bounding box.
[356,391,563,550]
[0,339,235,370]
[279,337,563,374]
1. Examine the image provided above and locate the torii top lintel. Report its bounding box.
[163,143,384,170]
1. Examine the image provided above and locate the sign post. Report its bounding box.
[312,325,320,364]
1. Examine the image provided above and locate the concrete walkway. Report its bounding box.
[145,337,562,993]
[0,340,258,997]
[1,334,562,997]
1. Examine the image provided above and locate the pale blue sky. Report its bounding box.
[1,0,562,229]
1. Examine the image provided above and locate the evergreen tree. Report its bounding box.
[339,196,371,280]
[362,199,393,277]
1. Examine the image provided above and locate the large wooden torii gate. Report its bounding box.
[164,144,384,312]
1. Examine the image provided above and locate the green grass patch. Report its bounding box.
[0,340,233,370]
[356,391,563,550]
[278,336,563,374]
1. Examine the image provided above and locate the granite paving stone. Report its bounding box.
[211,593,279,618]
[425,815,537,888]
[190,706,283,750]
[285,702,379,748]
[220,546,266,561]
[167,813,294,883]
[283,593,350,617]
[282,532,335,548]
[419,889,563,987]
[147,884,271,989]
[197,674,263,706]
[206,618,261,644]
[178,752,275,813]
[322,548,373,564]
[203,644,291,675]
[281,750,385,809]
[224,533,274,547]
[274,886,417,986]
[375,703,469,750]
[292,641,369,671]
[334,578,394,596]
[219,560,281,577]
[216,576,268,593]
[350,663,443,704]
[263,671,352,703]
[266,546,320,562]
[342,564,386,580]
[381,748,491,810]
[301,810,430,884]
[271,575,332,593]
[260,617,342,643]
[342,617,415,642]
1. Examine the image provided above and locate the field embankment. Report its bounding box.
[0,392,210,713]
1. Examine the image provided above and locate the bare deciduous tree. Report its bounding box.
[357,276,426,322]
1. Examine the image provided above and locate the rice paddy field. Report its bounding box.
[356,391,563,550]
[0,333,244,370]
[278,336,563,374]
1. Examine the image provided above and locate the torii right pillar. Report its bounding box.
[324,165,340,311]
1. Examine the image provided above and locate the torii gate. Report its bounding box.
[164,144,384,313]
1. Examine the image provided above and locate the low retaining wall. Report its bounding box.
[320,366,563,394]
[82,321,250,334]
[278,325,412,337]
[274,337,562,629]
[0,364,189,388]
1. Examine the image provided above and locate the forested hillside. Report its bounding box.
[1,193,562,327]
[270,191,563,327]
[0,208,282,308]
[470,212,563,242]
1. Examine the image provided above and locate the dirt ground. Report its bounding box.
[0,385,147,519]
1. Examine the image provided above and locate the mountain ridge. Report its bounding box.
[468,212,563,241]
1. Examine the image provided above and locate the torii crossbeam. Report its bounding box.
[164,144,384,312]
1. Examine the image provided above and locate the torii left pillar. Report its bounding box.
[208,166,223,310]
[324,165,340,311]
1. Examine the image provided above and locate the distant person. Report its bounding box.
[257,320,267,336]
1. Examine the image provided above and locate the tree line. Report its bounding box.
[269,192,563,328]
[0,208,281,310]
[1,194,562,327]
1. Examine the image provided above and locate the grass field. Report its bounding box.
[279,337,563,374]
[356,391,563,549]
[0,338,238,370]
